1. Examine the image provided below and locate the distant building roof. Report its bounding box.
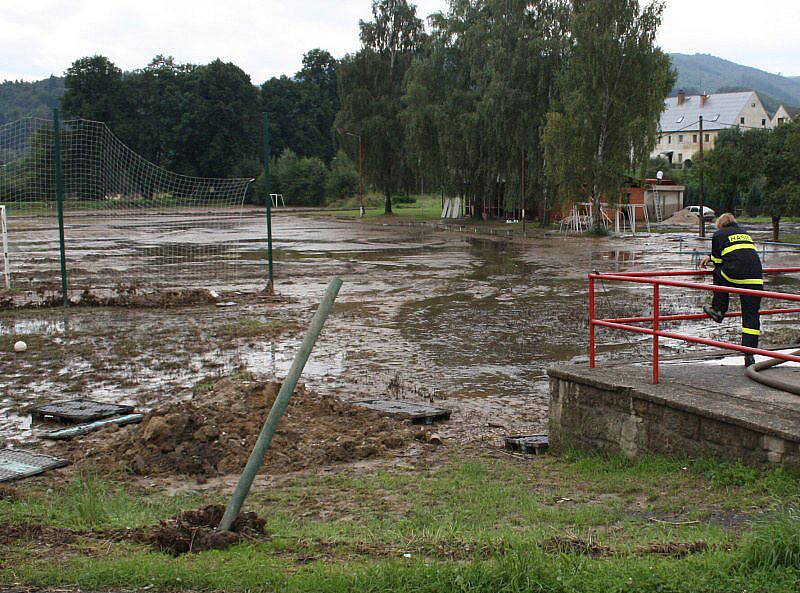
[659,91,755,133]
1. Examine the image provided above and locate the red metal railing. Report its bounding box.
[589,268,800,384]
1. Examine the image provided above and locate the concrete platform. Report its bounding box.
[548,350,800,467]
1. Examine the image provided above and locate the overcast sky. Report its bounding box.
[2,0,799,83]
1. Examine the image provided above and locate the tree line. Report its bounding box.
[60,0,675,220]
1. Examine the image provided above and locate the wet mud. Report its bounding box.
[3,213,800,464]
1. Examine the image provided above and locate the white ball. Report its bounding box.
[13,340,27,353]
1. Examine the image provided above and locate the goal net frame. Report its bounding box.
[0,116,256,296]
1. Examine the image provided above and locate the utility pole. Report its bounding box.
[337,128,364,217]
[698,115,706,238]
[418,157,423,209]
[521,144,526,237]
[357,134,364,217]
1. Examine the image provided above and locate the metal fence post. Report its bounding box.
[53,109,68,306]
[653,283,660,384]
[589,275,596,368]
[219,277,343,531]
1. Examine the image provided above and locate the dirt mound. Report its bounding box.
[76,287,219,308]
[140,505,266,555]
[70,378,415,477]
[0,484,20,501]
[658,208,700,226]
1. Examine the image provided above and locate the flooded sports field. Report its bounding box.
[2,212,800,452]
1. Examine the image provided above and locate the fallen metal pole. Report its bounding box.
[219,277,343,531]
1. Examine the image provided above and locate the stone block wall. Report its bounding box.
[548,375,800,467]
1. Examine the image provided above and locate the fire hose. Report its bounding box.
[746,349,800,395]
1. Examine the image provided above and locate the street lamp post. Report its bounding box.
[337,128,365,217]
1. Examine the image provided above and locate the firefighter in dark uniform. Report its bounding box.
[701,213,763,367]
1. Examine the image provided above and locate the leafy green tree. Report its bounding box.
[645,156,672,179]
[262,49,340,163]
[272,149,299,194]
[703,127,769,214]
[763,184,799,241]
[764,120,800,240]
[121,56,194,169]
[745,181,764,217]
[403,1,569,220]
[336,0,426,215]
[543,0,674,232]
[326,150,360,200]
[175,59,261,177]
[401,7,481,213]
[62,56,124,127]
[281,156,329,206]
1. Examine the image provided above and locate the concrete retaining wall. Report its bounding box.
[548,371,800,467]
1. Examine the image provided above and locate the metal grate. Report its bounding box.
[0,449,69,482]
[32,400,135,423]
[353,400,451,424]
[42,413,144,441]
[505,435,549,455]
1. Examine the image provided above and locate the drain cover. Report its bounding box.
[32,400,135,423]
[0,449,69,482]
[505,435,549,455]
[42,413,145,441]
[353,400,451,424]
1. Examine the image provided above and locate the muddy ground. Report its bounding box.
[3,212,800,471]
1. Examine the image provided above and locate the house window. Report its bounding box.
[693,134,697,143]
[740,117,745,125]
[678,134,684,142]
[778,118,785,125]
[677,153,683,163]
[762,118,767,127]
[668,135,672,144]
[705,134,710,142]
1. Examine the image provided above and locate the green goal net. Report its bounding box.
[0,116,254,299]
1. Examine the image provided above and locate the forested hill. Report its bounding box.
[0,76,64,124]
[670,53,800,112]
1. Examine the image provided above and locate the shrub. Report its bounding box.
[392,195,417,206]
[282,156,328,206]
[273,149,298,194]
[326,151,360,200]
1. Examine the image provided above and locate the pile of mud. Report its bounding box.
[70,378,414,477]
[658,208,700,226]
[141,505,266,555]
[76,288,219,308]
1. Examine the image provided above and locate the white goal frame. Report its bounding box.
[1,205,9,289]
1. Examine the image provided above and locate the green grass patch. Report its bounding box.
[0,470,203,530]
[2,453,800,591]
